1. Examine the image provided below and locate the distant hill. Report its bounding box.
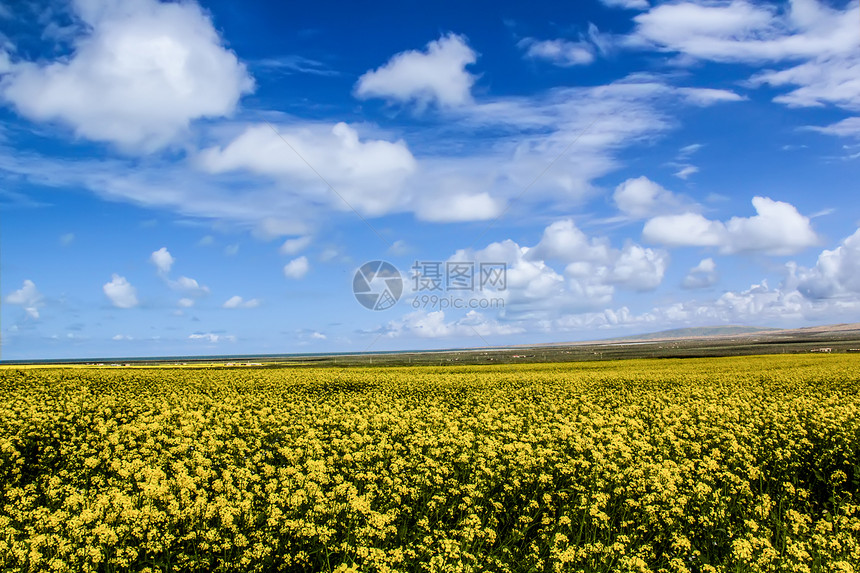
[600,325,778,342]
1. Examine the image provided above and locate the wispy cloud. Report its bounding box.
[252,55,339,76]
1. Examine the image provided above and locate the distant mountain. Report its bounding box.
[601,325,778,342]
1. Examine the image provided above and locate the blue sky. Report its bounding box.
[2,0,860,360]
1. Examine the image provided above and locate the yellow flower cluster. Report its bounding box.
[0,355,858,572]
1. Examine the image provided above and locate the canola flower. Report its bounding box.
[0,355,858,572]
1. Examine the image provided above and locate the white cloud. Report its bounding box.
[0,73,748,235]
[150,247,174,275]
[103,274,138,308]
[224,244,239,256]
[283,256,309,279]
[644,212,726,248]
[416,192,503,223]
[674,165,699,179]
[197,122,417,217]
[6,279,43,319]
[1,0,254,151]
[148,247,208,295]
[809,117,860,138]
[170,276,210,297]
[613,176,688,219]
[280,235,312,255]
[751,57,860,111]
[112,334,133,341]
[178,297,194,308]
[631,0,856,62]
[189,332,235,343]
[679,143,703,156]
[643,197,819,255]
[682,257,719,289]
[441,220,669,323]
[527,219,611,263]
[253,55,338,77]
[600,0,649,9]
[223,295,243,308]
[797,228,860,299]
[223,295,260,309]
[630,0,860,112]
[384,310,525,339]
[677,87,746,106]
[379,226,860,341]
[608,243,669,291]
[519,38,595,66]
[310,331,327,340]
[355,33,476,107]
[725,196,820,256]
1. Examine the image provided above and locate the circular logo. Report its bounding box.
[353,260,403,311]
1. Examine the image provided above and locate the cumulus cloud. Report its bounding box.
[150,247,174,275]
[384,310,525,339]
[6,279,43,319]
[178,297,194,308]
[724,197,819,255]
[380,224,860,341]
[643,212,726,248]
[435,220,669,324]
[223,295,260,309]
[797,228,860,299]
[613,176,689,219]
[643,197,819,255]
[608,243,669,291]
[1,0,254,151]
[531,221,668,293]
[682,257,719,289]
[355,33,477,107]
[197,122,417,217]
[283,256,309,279]
[527,220,612,263]
[103,274,138,308]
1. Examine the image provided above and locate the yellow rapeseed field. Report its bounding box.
[0,355,858,572]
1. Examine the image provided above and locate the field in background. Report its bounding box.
[6,323,860,369]
[1,355,859,572]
